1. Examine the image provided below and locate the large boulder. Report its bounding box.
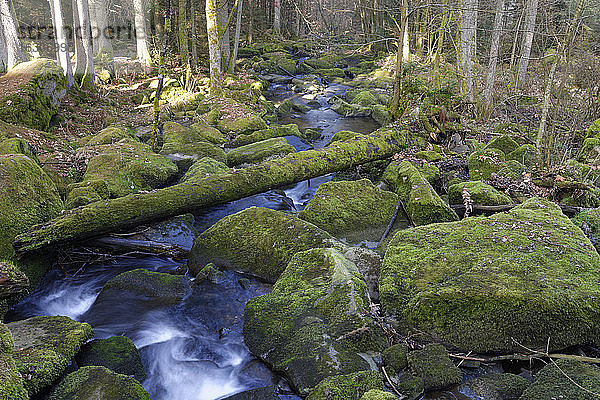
[520,360,600,400]
[188,207,338,282]
[160,121,226,169]
[225,137,295,167]
[379,197,600,353]
[0,322,28,400]
[229,124,302,148]
[298,179,398,243]
[6,316,93,396]
[75,336,146,382]
[382,160,458,226]
[244,248,387,394]
[180,157,230,183]
[0,59,66,130]
[448,181,513,206]
[47,366,151,400]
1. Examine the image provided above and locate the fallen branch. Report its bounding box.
[87,237,189,258]
[378,198,404,245]
[450,203,589,216]
[14,130,408,254]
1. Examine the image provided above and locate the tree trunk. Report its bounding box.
[206,0,222,94]
[14,130,410,254]
[0,0,24,70]
[151,0,171,150]
[390,0,408,119]
[460,0,478,102]
[73,0,95,89]
[134,0,152,65]
[191,0,199,69]
[88,0,112,56]
[516,0,538,88]
[274,0,281,35]
[179,0,189,66]
[230,0,243,73]
[483,0,505,111]
[247,0,253,45]
[48,0,75,86]
[219,0,230,67]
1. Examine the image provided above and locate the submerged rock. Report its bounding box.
[459,373,529,400]
[520,360,600,400]
[379,197,600,353]
[6,316,93,396]
[75,336,146,382]
[0,59,66,131]
[448,181,512,206]
[226,137,295,167]
[221,386,280,399]
[244,248,387,394]
[406,344,462,392]
[188,207,338,282]
[306,371,383,400]
[299,179,398,243]
[47,366,151,400]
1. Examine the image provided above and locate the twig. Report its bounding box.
[381,366,406,399]
[378,198,403,245]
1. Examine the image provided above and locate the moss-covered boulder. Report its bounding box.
[506,144,536,168]
[226,137,295,167]
[329,97,371,117]
[0,261,29,300]
[86,126,135,146]
[75,336,146,382]
[382,344,408,373]
[180,157,230,183]
[577,137,600,163]
[298,179,398,243]
[573,208,600,251]
[244,249,387,394]
[496,160,527,179]
[47,366,151,400]
[190,120,228,145]
[0,59,66,131]
[486,135,520,156]
[160,121,226,169]
[586,119,600,139]
[6,316,93,396]
[459,373,529,400]
[0,353,28,400]
[520,360,600,400]
[359,389,396,400]
[371,105,391,126]
[81,139,178,198]
[328,130,360,145]
[448,181,513,206]
[95,269,190,306]
[0,154,63,259]
[406,344,462,392]
[468,148,505,180]
[415,150,442,162]
[218,113,267,134]
[229,124,302,148]
[382,161,458,226]
[0,138,39,161]
[188,207,338,282]
[379,197,600,353]
[306,371,384,400]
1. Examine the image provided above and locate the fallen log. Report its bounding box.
[14,128,410,254]
[450,203,590,216]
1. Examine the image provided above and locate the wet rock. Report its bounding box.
[222,385,280,399]
[191,121,229,145]
[195,263,227,284]
[382,344,408,373]
[6,316,93,396]
[407,344,462,392]
[459,373,529,400]
[160,121,226,169]
[379,197,600,353]
[180,157,230,183]
[0,261,28,300]
[298,179,398,243]
[137,214,198,251]
[75,336,146,382]
[0,59,66,131]
[359,389,396,400]
[507,144,536,168]
[226,137,295,167]
[520,360,600,400]
[486,135,520,156]
[448,181,513,206]
[244,249,387,394]
[468,148,506,180]
[188,207,338,282]
[47,366,151,400]
[306,371,383,400]
[229,124,302,148]
[382,160,458,225]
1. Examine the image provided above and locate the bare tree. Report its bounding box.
[88,0,112,56]
[516,0,538,88]
[134,0,152,65]
[230,0,244,73]
[460,0,478,102]
[219,0,231,67]
[207,0,222,94]
[483,0,505,111]
[73,0,95,88]
[274,0,281,35]
[48,0,75,86]
[0,0,24,70]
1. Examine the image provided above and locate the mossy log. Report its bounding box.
[13,128,408,254]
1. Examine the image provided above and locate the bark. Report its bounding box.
[483,0,505,110]
[134,0,152,65]
[151,0,171,150]
[219,0,230,66]
[48,0,75,86]
[206,0,222,94]
[13,130,409,254]
[179,0,189,66]
[516,0,538,88]
[88,0,112,55]
[230,0,243,73]
[274,0,281,35]
[73,0,95,89]
[0,0,24,70]
[391,0,408,119]
[0,14,7,71]
[460,0,478,102]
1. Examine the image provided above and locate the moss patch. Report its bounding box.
[0,261,29,300]
[0,353,28,400]
[190,121,228,145]
[468,148,505,180]
[75,336,146,382]
[520,360,600,400]
[306,371,384,400]
[226,137,295,167]
[448,181,512,206]
[407,344,462,392]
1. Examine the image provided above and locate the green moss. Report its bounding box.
[0,322,13,354]
[180,157,230,183]
[461,373,530,399]
[351,91,378,106]
[98,269,190,304]
[190,121,228,145]
[0,138,38,161]
[486,135,520,156]
[412,161,440,185]
[506,144,536,168]
[577,138,600,163]
[415,150,442,162]
[315,68,346,79]
[572,208,600,251]
[229,124,302,148]
[75,336,146,382]
[379,197,600,353]
[305,58,335,70]
[188,207,338,282]
[448,181,512,205]
[226,137,295,167]
[382,161,458,226]
[0,59,66,131]
[370,105,391,126]
[395,373,424,398]
[86,126,135,146]
[244,249,387,394]
[0,261,29,301]
[65,186,103,209]
[0,154,63,260]
[520,360,600,400]
[218,113,267,134]
[468,148,505,180]
[407,344,462,391]
[298,179,398,242]
[195,263,226,284]
[586,118,600,139]
[329,97,371,117]
[0,353,28,400]
[496,160,527,179]
[328,130,360,145]
[359,389,396,400]
[382,344,408,372]
[47,366,151,400]
[7,316,93,396]
[307,371,383,400]
[206,109,222,125]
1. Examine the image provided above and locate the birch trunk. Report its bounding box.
[88,0,112,55]
[206,0,222,94]
[0,0,24,70]
[460,0,478,102]
[219,0,230,66]
[48,0,75,86]
[274,0,281,35]
[483,0,505,109]
[134,0,152,65]
[230,0,243,73]
[73,0,95,89]
[516,0,538,88]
